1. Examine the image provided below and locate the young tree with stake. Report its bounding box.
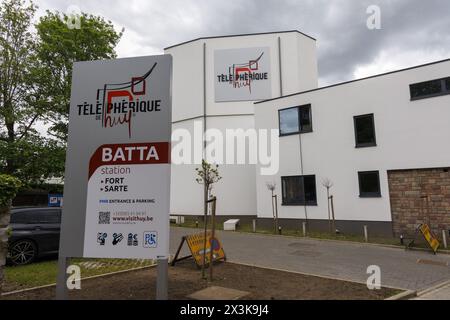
[195,160,221,279]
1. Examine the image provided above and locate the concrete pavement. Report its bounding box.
[170,227,450,292]
[414,281,450,300]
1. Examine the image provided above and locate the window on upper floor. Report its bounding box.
[410,77,450,100]
[354,114,377,148]
[358,171,381,198]
[278,104,312,136]
[281,175,317,206]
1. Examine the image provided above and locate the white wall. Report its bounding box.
[255,60,450,222]
[166,31,318,216]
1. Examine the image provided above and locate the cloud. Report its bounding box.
[32,0,450,86]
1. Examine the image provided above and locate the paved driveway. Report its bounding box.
[170,227,450,292]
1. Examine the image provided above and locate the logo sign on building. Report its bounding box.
[59,55,172,259]
[214,47,271,102]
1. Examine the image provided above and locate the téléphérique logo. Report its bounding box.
[76,63,162,138]
[216,52,268,93]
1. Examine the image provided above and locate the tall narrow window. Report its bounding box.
[354,114,376,148]
[358,171,381,198]
[299,104,312,133]
[278,104,312,136]
[281,175,317,205]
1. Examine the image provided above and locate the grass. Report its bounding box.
[3,258,154,293]
[173,220,438,249]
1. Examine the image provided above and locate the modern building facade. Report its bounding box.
[165,30,450,238]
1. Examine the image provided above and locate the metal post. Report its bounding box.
[156,257,168,300]
[442,230,448,249]
[274,194,279,233]
[302,222,307,237]
[330,195,336,233]
[364,225,369,243]
[201,185,208,279]
[327,188,331,233]
[56,256,69,300]
[209,197,217,281]
[252,219,256,233]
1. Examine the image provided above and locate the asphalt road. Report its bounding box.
[170,227,450,292]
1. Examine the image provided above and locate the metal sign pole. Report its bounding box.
[156,257,168,300]
[56,256,69,300]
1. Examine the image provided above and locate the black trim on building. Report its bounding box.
[164,30,316,50]
[255,58,450,104]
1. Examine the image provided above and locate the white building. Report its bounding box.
[165,30,450,237]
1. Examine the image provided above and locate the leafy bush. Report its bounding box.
[0,175,21,207]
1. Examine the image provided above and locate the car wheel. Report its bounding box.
[9,240,37,265]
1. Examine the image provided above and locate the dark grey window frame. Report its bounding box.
[281,175,317,206]
[358,171,381,198]
[410,77,450,101]
[278,104,313,137]
[354,113,377,148]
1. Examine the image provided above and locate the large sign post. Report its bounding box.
[56,55,172,299]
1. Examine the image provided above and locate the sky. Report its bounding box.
[31,0,450,87]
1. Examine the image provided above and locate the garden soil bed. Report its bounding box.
[2,260,401,300]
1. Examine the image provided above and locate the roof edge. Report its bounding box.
[255,58,450,104]
[164,30,316,50]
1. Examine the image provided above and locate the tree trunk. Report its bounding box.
[0,204,11,293]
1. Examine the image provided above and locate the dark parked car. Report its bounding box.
[7,207,61,265]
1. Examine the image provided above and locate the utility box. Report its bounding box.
[224,219,240,231]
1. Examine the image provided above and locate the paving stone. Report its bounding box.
[187,286,249,300]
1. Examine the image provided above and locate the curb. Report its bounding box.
[416,279,450,297]
[1,263,156,297]
[384,290,417,300]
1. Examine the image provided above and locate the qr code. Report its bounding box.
[98,211,110,224]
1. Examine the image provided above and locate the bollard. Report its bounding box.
[364,225,368,243]
[443,230,448,249]
[278,226,282,235]
[252,219,256,233]
[302,222,306,237]
[195,220,199,228]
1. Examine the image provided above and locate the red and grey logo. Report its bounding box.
[217,52,269,93]
[77,63,162,138]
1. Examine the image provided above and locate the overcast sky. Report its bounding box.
[32,0,450,86]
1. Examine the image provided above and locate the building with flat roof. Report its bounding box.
[166,30,450,238]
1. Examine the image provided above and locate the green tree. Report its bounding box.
[34,11,123,141]
[0,174,21,293]
[0,0,42,175]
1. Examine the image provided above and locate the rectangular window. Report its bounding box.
[279,107,299,135]
[358,171,381,198]
[281,175,317,205]
[354,114,376,148]
[410,77,450,100]
[278,104,312,136]
[299,104,312,133]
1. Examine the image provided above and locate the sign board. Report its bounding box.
[185,232,226,266]
[419,224,440,253]
[48,194,63,207]
[214,47,272,102]
[59,55,172,259]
